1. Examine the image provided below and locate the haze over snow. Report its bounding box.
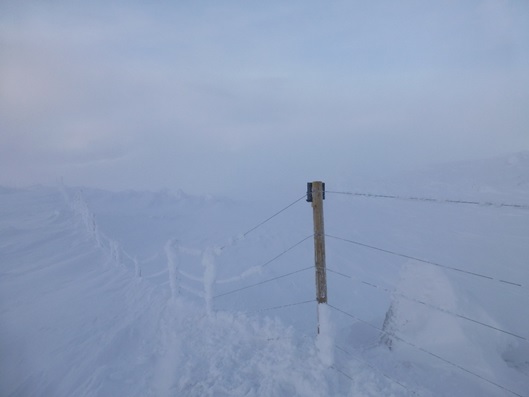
[1,1,529,199]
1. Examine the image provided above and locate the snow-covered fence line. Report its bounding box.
[60,186,142,277]
[160,193,312,316]
[163,236,314,316]
[57,181,527,396]
[163,240,221,314]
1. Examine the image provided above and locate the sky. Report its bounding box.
[1,0,529,199]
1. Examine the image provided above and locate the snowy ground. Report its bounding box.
[1,153,529,396]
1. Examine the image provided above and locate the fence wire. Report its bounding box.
[219,193,307,250]
[213,266,313,299]
[327,191,529,210]
[328,268,527,341]
[326,234,525,290]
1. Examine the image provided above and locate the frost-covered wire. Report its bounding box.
[213,266,313,299]
[261,234,313,268]
[326,191,529,210]
[255,299,315,313]
[327,268,527,341]
[328,304,526,397]
[215,234,313,285]
[329,365,355,381]
[240,194,307,237]
[326,234,525,290]
[219,193,307,251]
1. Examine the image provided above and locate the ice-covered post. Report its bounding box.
[307,181,327,334]
[165,239,179,302]
[202,246,219,317]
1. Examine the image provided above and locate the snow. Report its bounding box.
[316,303,335,368]
[1,153,529,396]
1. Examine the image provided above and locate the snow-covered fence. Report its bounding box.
[59,181,528,396]
[61,186,142,277]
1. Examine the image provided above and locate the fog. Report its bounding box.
[1,0,528,199]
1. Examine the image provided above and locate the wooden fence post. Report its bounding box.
[307,181,327,334]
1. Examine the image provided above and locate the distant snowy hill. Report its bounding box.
[1,154,528,396]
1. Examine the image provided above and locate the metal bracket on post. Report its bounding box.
[306,182,325,203]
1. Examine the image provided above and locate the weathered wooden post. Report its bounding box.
[307,181,327,334]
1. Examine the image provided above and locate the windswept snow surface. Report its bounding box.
[1,153,529,396]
